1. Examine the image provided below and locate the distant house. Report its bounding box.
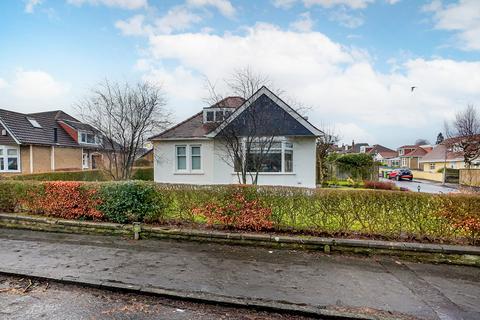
[419,138,480,172]
[398,145,432,169]
[150,86,322,188]
[0,109,113,175]
[365,144,398,166]
[337,141,369,154]
[134,148,154,166]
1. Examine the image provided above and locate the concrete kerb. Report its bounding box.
[0,267,380,320]
[0,212,479,266]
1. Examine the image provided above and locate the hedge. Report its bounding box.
[1,181,479,245]
[10,170,109,181]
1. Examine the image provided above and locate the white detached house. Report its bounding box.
[150,87,322,188]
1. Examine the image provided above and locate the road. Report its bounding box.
[0,228,479,320]
[380,178,457,194]
[0,275,310,320]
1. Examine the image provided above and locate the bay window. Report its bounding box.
[244,139,293,173]
[0,146,20,172]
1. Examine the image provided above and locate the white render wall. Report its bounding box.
[153,136,317,188]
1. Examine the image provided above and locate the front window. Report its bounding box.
[429,163,435,170]
[244,140,293,173]
[191,146,201,170]
[176,146,187,171]
[0,146,20,172]
[82,153,89,169]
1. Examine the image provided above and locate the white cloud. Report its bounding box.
[66,0,147,10]
[25,0,42,13]
[186,0,236,18]
[303,0,374,9]
[115,14,148,36]
[336,122,375,143]
[155,6,202,34]
[134,23,480,145]
[0,78,7,89]
[424,0,480,51]
[290,12,314,32]
[329,8,364,28]
[273,0,298,9]
[11,70,69,100]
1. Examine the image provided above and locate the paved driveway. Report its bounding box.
[380,178,457,194]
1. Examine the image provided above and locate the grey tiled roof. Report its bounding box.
[0,108,98,148]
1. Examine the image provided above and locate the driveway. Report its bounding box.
[380,178,457,194]
[0,228,479,320]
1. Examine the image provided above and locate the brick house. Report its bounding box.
[0,109,113,175]
[397,145,432,169]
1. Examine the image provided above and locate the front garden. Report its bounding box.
[0,180,479,245]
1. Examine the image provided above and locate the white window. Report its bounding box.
[429,163,435,170]
[0,146,20,172]
[79,131,99,145]
[82,153,89,169]
[27,117,42,128]
[206,111,214,122]
[176,146,187,171]
[191,146,201,170]
[243,139,293,173]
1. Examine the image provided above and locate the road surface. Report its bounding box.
[0,228,479,320]
[380,178,457,194]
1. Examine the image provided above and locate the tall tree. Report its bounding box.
[445,105,480,167]
[77,80,170,180]
[316,126,339,184]
[436,132,444,145]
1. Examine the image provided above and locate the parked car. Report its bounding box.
[388,169,413,181]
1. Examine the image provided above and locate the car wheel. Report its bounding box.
[409,178,413,181]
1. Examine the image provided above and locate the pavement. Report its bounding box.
[380,178,457,194]
[0,275,311,320]
[1,228,479,320]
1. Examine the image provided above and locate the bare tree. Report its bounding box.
[77,80,170,180]
[316,126,339,184]
[445,105,480,168]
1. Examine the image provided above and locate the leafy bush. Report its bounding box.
[192,185,273,231]
[11,170,109,181]
[334,153,377,180]
[131,168,154,181]
[1,181,480,244]
[98,181,164,223]
[363,180,397,190]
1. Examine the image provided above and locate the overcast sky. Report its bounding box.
[1,0,479,148]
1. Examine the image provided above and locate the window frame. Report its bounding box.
[175,145,188,172]
[174,144,203,174]
[190,145,202,171]
[79,131,100,145]
[0,145,21,173]
[240,138,294,174]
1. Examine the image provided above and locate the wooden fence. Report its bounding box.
[459,169,480,187]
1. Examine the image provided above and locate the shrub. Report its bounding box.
[131,168,154,181]
[363,180,397,190]
[192,185,273,231]
[11,170,108,181]
[24,181,102,220]
[98,181,164,223]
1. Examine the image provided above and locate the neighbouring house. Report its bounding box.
[338,141,369,154]
[420,138,480,172]
[365,144,398,166]
[0,109,113,175]
[398,145,432,169]
[150,86,322,188]
[134,148,154,166]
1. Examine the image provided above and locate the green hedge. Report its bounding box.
[1,181,479,244]
[131,168,154,181]
[10,170,109,181]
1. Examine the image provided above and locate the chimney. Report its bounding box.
[53,128,58,143]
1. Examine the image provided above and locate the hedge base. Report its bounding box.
[0,212,479,267]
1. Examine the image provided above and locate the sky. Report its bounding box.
[1,0,479,148]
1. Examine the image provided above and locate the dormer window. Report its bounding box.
[27,117,42,128]
[79,131,101,145]
[203,108,234,123]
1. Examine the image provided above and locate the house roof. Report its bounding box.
[419,144,464,163]
[367,144,397,158]
[402,146,431,157]
[205,96,245,109]
[0,108,106,148]
[398,145,418,150]
[151,87,322,140]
